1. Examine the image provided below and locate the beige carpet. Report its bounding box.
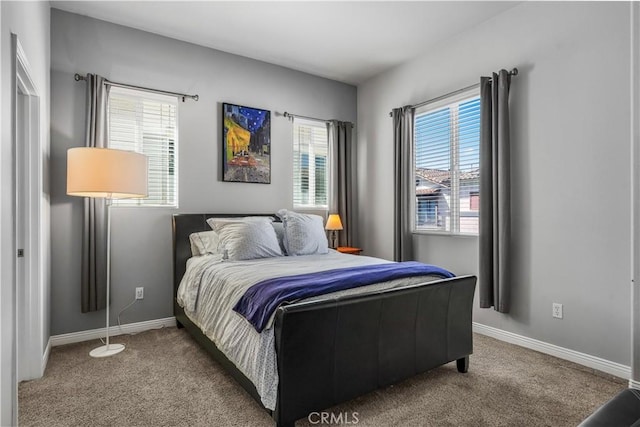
[19,328,625,427]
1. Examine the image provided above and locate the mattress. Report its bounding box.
[176,250,441,410]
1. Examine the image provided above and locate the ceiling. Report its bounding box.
[51,1,520,85]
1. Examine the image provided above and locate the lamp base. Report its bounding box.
[89,343,125,358]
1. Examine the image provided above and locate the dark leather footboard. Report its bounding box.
[272,275,476,426]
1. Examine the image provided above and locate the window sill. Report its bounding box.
[292,206,329,212]
[412,230,478,238]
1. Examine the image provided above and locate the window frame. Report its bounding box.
[107,86,179,208]
[292,117,329,210]
[411,86,480,237]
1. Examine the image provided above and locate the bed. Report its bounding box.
[173,213,477,427]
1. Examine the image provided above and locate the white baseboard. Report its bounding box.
[473,322,631,379]
[50,317,176,347]
[48,318,630,380]
[629,379,640,389]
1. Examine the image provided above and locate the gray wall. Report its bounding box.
[357,2,631,365]
[1,1,50,423]
[50,10,357,335]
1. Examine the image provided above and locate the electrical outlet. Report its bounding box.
[552,302,563,319]
[135,287,144,300]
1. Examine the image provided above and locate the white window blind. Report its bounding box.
[108,87,178,207]
[293,118,328,209]
[413,87,480,235]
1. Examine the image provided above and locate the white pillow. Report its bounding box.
[209,218,283,260]
[277,209,329,256]
[189,231,220,257]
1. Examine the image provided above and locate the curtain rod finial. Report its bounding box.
[74,73,83,81]
[510,68,519,76]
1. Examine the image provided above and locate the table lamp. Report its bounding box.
[325,214,344,249]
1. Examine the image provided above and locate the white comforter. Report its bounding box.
[176,251,439,410]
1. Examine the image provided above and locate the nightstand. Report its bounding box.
[337,246,362,255]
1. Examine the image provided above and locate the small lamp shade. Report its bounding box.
[67,147,148,199]
[325,214,344,231]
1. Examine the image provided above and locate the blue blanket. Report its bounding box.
[233,261,455,332]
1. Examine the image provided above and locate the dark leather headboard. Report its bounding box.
[172,214,277,294]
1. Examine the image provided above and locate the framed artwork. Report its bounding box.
[222,102,271,184]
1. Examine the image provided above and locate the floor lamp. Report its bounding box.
[67,147,148,358]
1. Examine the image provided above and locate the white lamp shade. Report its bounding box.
[325,214,344,231]
[67,147,148,199]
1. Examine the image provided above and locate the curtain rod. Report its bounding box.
[74,73,199,102]
[283,112,354,128]
[283,111,331,123]
[388,68,518,117]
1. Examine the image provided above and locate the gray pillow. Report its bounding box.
[277,209,329,256]
[271,222,287,255]
[209,218,283,260]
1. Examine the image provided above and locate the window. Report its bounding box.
[293,118,328,209]
[413,87,480,235]
[108,87,178,207]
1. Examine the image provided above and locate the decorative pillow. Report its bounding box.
[209,218,283,260]
[271,222,287,255]
[189,231,220,257]
[276,209,329,256]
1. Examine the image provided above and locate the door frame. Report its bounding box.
[13,34,44,384]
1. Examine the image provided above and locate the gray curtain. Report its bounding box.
[81,74,110,313]
[328,120,357,247]
[392,106,414,262]
[479,70,512,313]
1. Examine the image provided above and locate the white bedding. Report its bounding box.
[176,251,440,410]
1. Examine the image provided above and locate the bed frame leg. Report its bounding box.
[456,356,469,373]
[176,320,184,329]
